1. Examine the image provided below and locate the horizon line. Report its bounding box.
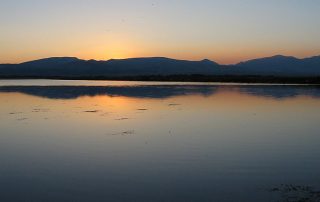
[1,54,320,66]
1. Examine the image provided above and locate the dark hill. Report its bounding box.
[0,55,319,78]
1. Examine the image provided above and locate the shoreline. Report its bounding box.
[1,75,320,85]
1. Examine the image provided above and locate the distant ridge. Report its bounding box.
[0,55,320,78]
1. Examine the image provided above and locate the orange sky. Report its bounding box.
[1,1,320,64]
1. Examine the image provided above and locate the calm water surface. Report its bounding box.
[0,80,320,202]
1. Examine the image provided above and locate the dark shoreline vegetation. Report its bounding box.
[1,75,320,84]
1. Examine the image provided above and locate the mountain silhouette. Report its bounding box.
[0,55,319,77]
[20,57,81,67]
[228,55,320,76]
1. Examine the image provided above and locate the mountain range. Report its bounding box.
[0,55,320,78]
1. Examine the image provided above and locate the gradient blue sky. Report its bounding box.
[0,0,320,64]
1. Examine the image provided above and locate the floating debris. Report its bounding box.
[9,112,23,115]
[110,130,135,136]
[137,109,148,111]
[84,110,99,113]
[168,103,181,106]
[115,118,129,121]
[122,130,135,135]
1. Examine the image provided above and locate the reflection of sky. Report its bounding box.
[1,83,320,201]
[1,0,320,64]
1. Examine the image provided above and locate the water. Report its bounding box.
[0,80,320,202]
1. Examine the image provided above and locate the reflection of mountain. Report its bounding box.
[238,85,320,99]
[0,85,218,99]
[0,85,320,100]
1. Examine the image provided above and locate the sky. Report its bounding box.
[0,0,320,64]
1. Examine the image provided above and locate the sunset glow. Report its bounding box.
[1,0,319,64]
